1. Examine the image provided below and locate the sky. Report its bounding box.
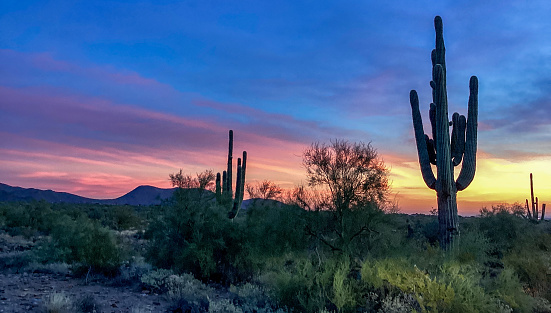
[1,1,551,215]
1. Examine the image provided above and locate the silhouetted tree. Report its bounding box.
[303,139,389,212]
[302,139,389,254]
[169,169,215,190]
[246,180,283,200]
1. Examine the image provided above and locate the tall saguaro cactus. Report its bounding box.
[409,16,479,249]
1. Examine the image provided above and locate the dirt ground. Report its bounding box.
[0,232,175,313]
[0,271,173,313]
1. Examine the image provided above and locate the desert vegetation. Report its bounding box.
[1,15,550,313]
[1,136,551,312]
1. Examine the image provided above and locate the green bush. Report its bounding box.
[262,255,360,313]
[244,201,308,258]
[34,215,121,275]
[145,189,251,284]
[361,258,454,312]
[488,268,534,312]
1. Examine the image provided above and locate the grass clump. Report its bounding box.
[43,291,73,313]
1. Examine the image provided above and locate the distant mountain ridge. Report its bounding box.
[0,183,177,206]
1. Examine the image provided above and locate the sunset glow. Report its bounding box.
[2,1,551,215]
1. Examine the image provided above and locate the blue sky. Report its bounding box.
[1,1,551,214]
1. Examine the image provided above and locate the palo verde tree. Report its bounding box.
[302,139,389,254]
[246,180,283,200]
[409,16,479,249]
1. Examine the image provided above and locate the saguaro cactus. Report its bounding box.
[525,173,546,221]
[409,16,479,249]
[216,130,247,218]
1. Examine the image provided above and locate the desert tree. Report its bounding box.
[303,139,389,212]
[197,170,216,190]
[246,180,283,200]
[169,169,216,190]
[302,139,389,254]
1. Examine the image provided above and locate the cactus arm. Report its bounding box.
[227,130,233,196]
[536,197,539,219]
[215,172,222,204]
[239,151,247,207]
[410,90,436,189]
[429,103,437,150]
[451,113,466,166]
[425,135,437,165]
[230,159,242,219]
[456,76,478,190]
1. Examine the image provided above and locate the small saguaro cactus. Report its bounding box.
[525,173,546,221]
[409,16,479,250]
[216,130,247,219]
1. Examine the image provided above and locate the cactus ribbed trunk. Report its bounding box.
[409,16,478,250]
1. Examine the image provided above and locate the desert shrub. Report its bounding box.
[116,256,152,285]
[103,205,142,230]
[503,232,551,300]
[304,202,386,257]
[0,251,33,272]
[145,189,251,284]
[437,262,506,313]
[165,272,213,302]
[449,229,492,265]
[34,215,121,275]
[0,201,57,237]
[487,268,534,312]
[140,269,215,312]
[477,210,527,252]
[43,291,73,313]
[262,255,359,313]
[244,201,308,258]
[361,258,454,312]
[230,283,284,312]
[140,268,177,293]
[74,294,101,313]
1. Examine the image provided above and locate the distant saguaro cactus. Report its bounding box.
[409,16,479,249]
[525,173,546,221]
[216,130,247,219]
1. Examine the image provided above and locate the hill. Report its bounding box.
[0,183,176,206]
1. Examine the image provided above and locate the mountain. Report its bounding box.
[0,183,176,206]
[103,185,177,206]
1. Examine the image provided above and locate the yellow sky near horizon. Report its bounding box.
[389,153,551,215]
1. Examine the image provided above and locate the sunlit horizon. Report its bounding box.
[2,1,551,216]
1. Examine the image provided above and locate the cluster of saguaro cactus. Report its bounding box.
[409,16,479,249]
[525,173,546,221]
[215,130,247,218]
